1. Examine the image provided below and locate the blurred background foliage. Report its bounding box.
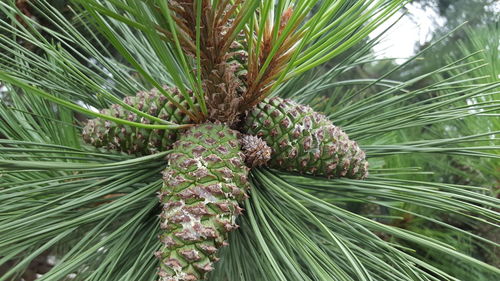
[350,0,499,277]
[287,0,499,278]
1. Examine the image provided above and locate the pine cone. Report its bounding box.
[82,86,196,155]
[240,134,271,167]
[157,123,250,281]
[201,18,248,125]
[227,40,248,93]
[243,97,368,179]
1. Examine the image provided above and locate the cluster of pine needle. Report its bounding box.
[0,1,498,281]
[80,2,369,280]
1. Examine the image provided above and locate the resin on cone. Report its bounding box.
[244,97,368,179]
[82,86,196,155]
[157,124,250,281]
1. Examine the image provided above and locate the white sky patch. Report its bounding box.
[487,2,500,13]
[370,3,445,64]
[77,100,99,113]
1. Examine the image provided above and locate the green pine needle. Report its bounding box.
[0,1,498,280]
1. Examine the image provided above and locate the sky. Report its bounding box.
[369,3,446,64]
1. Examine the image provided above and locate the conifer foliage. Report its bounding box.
[76,2,371,279]
[0,1,498,281]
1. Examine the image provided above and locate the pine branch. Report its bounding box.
[167,0,248,124]
[1,1,499,280]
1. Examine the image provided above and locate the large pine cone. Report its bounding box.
[157,123,250,281]
[243,97,368,179]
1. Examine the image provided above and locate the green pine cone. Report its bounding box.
[243,97,368,179]
[82,86,194,155]
[157,123,250,281]
[227,40,248,88]
[222,19,247,90]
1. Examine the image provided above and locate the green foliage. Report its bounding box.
[367,17,500,280]
[412,0,498,25]
[0,1,499,281]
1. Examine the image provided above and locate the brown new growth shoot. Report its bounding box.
[151,2,303,124]
[240,6,302,111]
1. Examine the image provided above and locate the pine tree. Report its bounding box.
[0,1,498,281]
